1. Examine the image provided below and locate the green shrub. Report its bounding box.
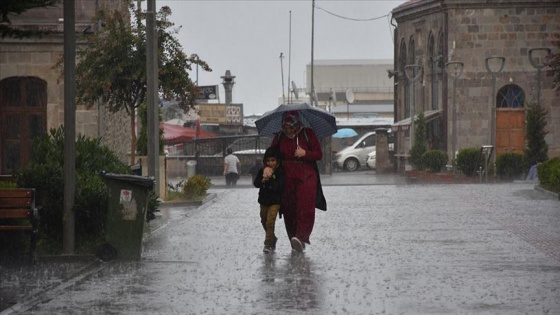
[0,181,17,188]
[14,127,131,250]
[422,150,448,173]
[408,111,428,170]
[524,102,548,167]
[182,175,211,199]
[455,147,484,177]
[537,157,560,193]
[495,152,525,180]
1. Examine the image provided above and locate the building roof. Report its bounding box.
[310,59,394,66]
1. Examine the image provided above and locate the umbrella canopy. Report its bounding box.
[255,103,337,140]
[332,128,358,138]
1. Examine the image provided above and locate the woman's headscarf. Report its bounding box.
[282,111,302,137]
[282,111,301,127]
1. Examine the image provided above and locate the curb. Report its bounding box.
[158,192,217,208]
[534,185,560,200]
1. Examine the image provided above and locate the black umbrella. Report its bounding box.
[255,103,337,140]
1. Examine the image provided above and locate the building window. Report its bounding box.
[399,40,408,119]
[0,76,47,174]
[497,84,525,108]
[428,32,439,111]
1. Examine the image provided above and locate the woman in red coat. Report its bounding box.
[264,111,323,252]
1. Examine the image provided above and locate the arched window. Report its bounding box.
[407,36,416,119]
[0,76,47,174]
[497,84,525,108]
[399,39,408,119]
[428,32,438,110]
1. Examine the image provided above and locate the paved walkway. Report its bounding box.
[1,176,559,314]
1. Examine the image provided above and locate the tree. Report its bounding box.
[66,3,210,164]
[408,111,428,170]
[545,35,560,93]
[524,102,548,166]
[1,0,58,38]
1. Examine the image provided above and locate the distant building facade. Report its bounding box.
[305,59,395,120]
[0,1,130,174]
[391,0,559,171]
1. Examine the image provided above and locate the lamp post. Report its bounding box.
[445,61,464,159]
[528,47,551,107]
[484,56,505,149]
[404,64,422,146]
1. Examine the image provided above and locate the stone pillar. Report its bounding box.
[375,128,392,174]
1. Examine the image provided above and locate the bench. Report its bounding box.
[0,188,39,262]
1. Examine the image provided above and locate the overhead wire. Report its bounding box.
[315,5,390,22]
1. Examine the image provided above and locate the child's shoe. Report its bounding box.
[263,245,275,253]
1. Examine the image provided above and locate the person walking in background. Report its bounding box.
[223,148,240,187]
[264,110,326,253]
[253,147,284,253]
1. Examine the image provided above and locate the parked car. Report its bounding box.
[333,132,377,171]
[333,131,393,172]
[366,150,376,169]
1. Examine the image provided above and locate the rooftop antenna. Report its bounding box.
[292,81,299,100]
[280,53,286,104]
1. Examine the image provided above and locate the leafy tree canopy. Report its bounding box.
[61,3,211,163]
[1,0,59,38]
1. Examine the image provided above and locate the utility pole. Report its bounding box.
[63,0,76,254]
[147,0,159,191]
[310,0,315,107]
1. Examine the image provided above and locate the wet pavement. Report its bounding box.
[1,173,559,314]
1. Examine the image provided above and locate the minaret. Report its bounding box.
[221,70,236,105]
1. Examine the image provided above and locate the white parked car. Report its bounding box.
[366,150,376,169]
[333,131,393,172]
[333,132,377,171]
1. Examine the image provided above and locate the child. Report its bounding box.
[253,147,285,253]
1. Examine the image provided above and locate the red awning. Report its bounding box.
[161,122,215,144]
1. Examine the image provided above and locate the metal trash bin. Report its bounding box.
[102,173,154,260]
[187,160,197,179]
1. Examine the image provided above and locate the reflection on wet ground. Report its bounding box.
[1,182,559,314]
[259,252,320,312]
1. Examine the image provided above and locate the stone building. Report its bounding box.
[0,1,130,175]
[390,0,559,171]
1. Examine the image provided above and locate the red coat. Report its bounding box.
[271,128,323,244]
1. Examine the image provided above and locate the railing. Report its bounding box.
[166,135,331,179]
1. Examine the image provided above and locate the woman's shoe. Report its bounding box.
[290,237,304,253]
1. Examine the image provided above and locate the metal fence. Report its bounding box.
[166,135,332,179]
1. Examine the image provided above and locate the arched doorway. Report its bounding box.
[0,76,47,174]
[495,84,525,156]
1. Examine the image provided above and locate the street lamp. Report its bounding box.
[445,61,464,159]
[404,64,422,145]
[485,56,505,149]
[528,47,551,107]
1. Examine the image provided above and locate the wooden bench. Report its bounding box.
[0,188,39,262]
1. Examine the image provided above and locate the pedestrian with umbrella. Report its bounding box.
[256,104,336,253]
